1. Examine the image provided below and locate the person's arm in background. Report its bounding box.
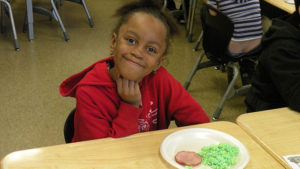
[262,43,300,112]
[206,0,218,16]
[206,0,217,7]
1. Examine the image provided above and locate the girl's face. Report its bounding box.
[110,12,167,82]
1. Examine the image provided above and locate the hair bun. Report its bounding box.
[138,0,163,8]
[114,0,163,17]
[113,0,179,44]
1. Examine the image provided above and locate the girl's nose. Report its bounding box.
[131,46,144,59]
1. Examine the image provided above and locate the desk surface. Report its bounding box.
[264,0,296,14]
[1,121,284,169]
[237,107,300,169]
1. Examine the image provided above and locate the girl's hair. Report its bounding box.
[113,0,179,55]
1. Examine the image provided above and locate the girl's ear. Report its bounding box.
[110,32,117,55]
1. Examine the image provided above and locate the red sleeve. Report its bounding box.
[160,71,210,126]
[73,86,140,142]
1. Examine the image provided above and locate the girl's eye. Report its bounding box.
[147,47,157,53]
[127,38,136,44]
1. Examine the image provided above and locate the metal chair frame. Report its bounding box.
[23,0,94,41]
[23,0,69,41]
[0,0,19,50]
[60,0,94,27]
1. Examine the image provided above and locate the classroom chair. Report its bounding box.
[184,3,261,120]
[1,0,19,50]
[23,0,94,41]
[64,108,75,143]
[59,0,94,27]
[167,0,191,41]
[23,0,69,41]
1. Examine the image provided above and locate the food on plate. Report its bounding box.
[175,151,202,166]
[175,143,239,169]
[198,143,239,169]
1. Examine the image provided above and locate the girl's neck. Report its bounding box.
[107,61,117,82]
[108,66,117,82]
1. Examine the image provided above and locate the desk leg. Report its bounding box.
[187,0,197,42]
[186,0,193,36]
[26,0,34,41]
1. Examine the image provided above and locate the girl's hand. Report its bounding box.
[116,77,141,108]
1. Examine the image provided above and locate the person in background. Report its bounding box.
[59,0,210,142]
[245,0,300,112]
[165,0,189,24]
[166,0,177,10]
[207,0,264,85]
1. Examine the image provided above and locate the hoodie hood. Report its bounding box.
[262,13,300,47]
[60,57,115,97]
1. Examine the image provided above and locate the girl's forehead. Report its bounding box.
[121,12,167,38]
[126,12,166,30]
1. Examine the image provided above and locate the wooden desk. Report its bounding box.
[237,107,300,169]
[0,122,284,169]
[263,0,295,14]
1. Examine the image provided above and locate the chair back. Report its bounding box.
[64,108,75,143]
[201,3,234,63]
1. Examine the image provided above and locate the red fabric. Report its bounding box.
[60,57,210,142]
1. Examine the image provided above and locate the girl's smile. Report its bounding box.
[122,55,145,68]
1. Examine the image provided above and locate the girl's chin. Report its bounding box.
[121,76,141,82]
[120,72,142,82]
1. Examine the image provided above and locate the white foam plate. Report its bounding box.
[160,128,249,169]
[285,0,295,4]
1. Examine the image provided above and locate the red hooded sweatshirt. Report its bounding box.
[60,57,210,142]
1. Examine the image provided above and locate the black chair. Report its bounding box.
[184,3,261,120]
[64,108,75,143]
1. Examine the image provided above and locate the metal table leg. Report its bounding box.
[26,0,34,41]
[187,0,197,42]
[186,0,193,36]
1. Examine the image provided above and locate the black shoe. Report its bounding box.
[241,73,252,85]
[239,59,256,85]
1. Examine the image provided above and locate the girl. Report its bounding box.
[60,0,210,142]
